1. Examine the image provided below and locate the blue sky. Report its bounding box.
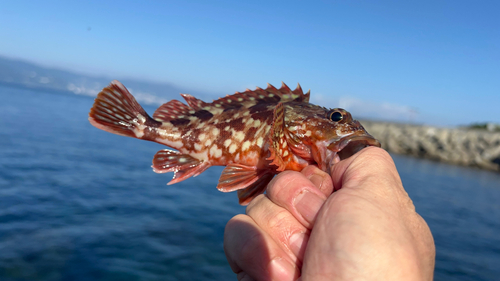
[1,0,499,126]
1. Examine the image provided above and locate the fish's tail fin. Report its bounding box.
[89,80,159,139]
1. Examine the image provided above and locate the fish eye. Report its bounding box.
[329,111,343,122]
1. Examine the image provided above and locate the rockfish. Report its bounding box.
[89,81,380,204]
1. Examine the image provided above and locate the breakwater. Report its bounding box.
[361,121,500,172]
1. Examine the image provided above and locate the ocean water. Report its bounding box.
[0,84,499,281]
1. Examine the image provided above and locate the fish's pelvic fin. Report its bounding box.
[152,149,210,184]
[89,80,160,139]
[237,173,275,205]
[217,164,274,205]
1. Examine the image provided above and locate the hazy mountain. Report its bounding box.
[0,56,209,105]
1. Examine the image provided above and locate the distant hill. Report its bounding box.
[0,56,209,105]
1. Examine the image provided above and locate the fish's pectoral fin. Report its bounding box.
[267,102,288,171]
[152,149,210,184]
[89,80,160,139]
[217,164,274,205]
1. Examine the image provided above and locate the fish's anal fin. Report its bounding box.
[89,80,159,138]
[152,149,210,184]
[217,164,274,205]
[267,102,290,171]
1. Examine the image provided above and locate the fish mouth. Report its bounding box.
[327,135,381,165]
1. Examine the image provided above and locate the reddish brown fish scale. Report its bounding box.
[243,127,258,142]
[227,118,245,131]
[180,128,199,151]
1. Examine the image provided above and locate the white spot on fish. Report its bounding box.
[205,139,212,147]
[242,140,251,151]
[212,128,220,136]
[198,133,206,141]
[305,130,312,137]
[229,144,237,154]
[256,137,263,147]
[210,145,222,158]
[283,150,289,156]
[194,143,202,151]
[234,131,245,142]
[224,139,232,148]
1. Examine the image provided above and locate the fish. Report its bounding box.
[89,80,381,205]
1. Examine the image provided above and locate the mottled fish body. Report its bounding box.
[89,81,380,204]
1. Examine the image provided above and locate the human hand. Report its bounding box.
[224,147,435,280]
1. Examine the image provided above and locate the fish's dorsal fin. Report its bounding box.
[215,82,309,105]
[153,99,193,122]
[176,83,310,117]
[180,93,211,111]
[166,83,310,118]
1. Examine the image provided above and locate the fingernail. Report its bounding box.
[308,174,324,189]
[289,232,308,259]
[295,191,324,225]
[270,258,297,281]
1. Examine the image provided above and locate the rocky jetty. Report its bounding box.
[361,121,500,172]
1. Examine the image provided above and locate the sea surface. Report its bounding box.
[1,84,499,281]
